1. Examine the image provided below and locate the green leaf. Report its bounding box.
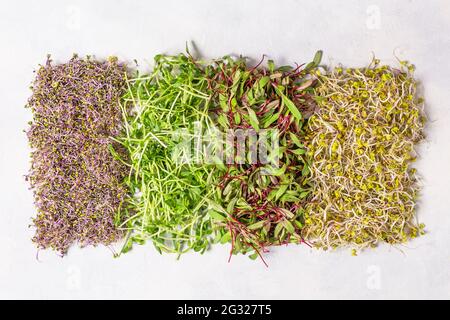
[265,100,280,110]
[314,95,326,104]
[259,76,270,89]
[282,220,295,233]
[226,198,237,214]
[294,220,303,229]
[280,194,300,202]
[275,184,288,201]
[239,71,250,97]
[248,220,266,230]
[231,70,242,94]
[283,95,302,121]
[246,89,254,104]
[268,60,275,73]
[234,237,242,252]
[302,163,310,176]
[220,232,231,244]
[263,163,287,176]
[217,113,229,128]
[208,200,228,215]
[304,50,323,71]
[262,111,280,128]
[246,107,260,131]
[297,79,313,91]
[234,112,241,124]
[121,237,133,254]
[236,197,252,210]
[299,191,309,199]
[213,231,222,244]
[270,72,283,80]
[249,253,259,260]
[277,65,293,72]
[313,50,323,66]
[289,132,304,148]
[279,208,294,219]
[219,93,229,111]
[293,148,306,155]
[208,210,226,221]
[223,182,232,196]
[274,223,284,238]
[231,97,238,107]
[274,85,302,121]
[153,243,162,254]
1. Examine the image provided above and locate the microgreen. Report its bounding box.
[206,53,322,263]
[114,53,221,256]
[303,59,426,252]
[26,55,129,254]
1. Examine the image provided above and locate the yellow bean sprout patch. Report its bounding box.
[302,60,426,252]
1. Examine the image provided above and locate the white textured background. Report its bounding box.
[0,0,449,299]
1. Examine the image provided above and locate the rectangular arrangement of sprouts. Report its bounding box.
[27,55,129,254]
[303,60,425,253]
[114,54,221,255]
[26,50,426,262]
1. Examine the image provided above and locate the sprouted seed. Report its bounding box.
[26,55,129,254]
[302,59,426,252]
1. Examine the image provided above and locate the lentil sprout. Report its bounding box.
[302,59,426,252]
